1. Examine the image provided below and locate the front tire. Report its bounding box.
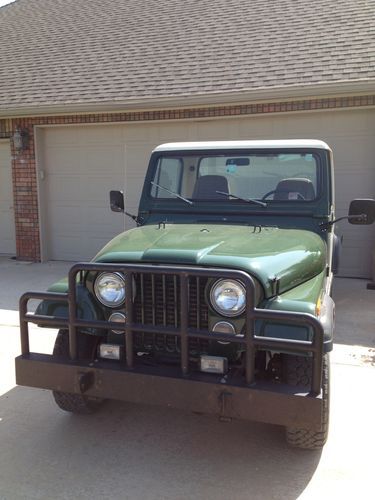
[283,353,330,450]
[52,329,104,414]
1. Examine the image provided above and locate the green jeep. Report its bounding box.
[16,140,375,449]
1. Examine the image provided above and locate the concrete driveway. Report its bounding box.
[0,256,374,500]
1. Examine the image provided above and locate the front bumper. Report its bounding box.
[15,354,323,429]
[16,263,325,429]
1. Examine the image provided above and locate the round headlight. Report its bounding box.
[94,272,126,307]
[210,279,246,317]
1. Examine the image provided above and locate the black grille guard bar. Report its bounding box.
[19,263,324,395]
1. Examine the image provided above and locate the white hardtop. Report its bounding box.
[154,140,331,152]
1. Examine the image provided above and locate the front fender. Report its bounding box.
[259,272,334,352]
[35,284,105,336]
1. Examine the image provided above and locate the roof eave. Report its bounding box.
[0,80,374,118]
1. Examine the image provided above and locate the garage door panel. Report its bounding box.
[42,128,81,147]
[77,125,124,145]
[237,117,274,138]
[125,176,148,208]
[335,171,375,217]
[45,147,125,175]
[272,113,327,136]
[47,200,121,222]
[125,145,155,209]
[84,146,125,174]
[46,176,121,203]
[49,236,115,262]
[339,227,375,278]
[45,147,93,175]
[125,144,154,168]
[47,204,122,230]
[48,222,125,261]
[343,228,375,246]
[46,126,123,147]
[327,136,375,166]
[50,224,123,240]
[340,249,371,278]
[194,120,237,140]
[123,123,162,143]
[157,123,192,142]
[325,110,371,135]
[367,111,375,129]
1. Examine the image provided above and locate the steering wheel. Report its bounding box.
[261,190,277,201]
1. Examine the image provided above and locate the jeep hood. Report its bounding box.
[94,224,325,297]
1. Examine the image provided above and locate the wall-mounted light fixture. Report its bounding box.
[12,127,29,154]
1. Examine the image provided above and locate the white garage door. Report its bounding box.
[0,141,16,255]
[324,113,375,278]
[39,109,375,277]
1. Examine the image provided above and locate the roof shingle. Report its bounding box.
[0,0,374,112]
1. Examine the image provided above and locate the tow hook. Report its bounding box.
[77,371,94,393]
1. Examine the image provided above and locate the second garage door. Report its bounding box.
[38,109,375,277]
[0,141,16,256]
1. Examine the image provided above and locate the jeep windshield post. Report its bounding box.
[15,140,375,451]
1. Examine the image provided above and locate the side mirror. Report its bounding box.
[110,190,124,212]
[348,199,375,225]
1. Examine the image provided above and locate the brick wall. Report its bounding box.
[3,94,374,261]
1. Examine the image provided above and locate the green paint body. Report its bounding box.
[94,224,326,299]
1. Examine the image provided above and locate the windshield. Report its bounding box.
[150,152,319,203]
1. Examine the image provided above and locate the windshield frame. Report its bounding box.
[146,148,324,207]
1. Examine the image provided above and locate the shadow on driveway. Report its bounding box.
[0,386,320,500]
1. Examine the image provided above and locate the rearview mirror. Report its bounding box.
[348,199,375,225]
[226,157,250,166]
[110,190,124,212]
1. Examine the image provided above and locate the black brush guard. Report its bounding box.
[15,263,324,429]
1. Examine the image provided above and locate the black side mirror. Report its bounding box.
[348,199,375,225]
[110,190,124,212]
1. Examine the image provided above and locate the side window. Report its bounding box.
[151,158,183,198]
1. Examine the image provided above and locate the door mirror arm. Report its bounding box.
[110,190,140,225]
[320,214,367,230]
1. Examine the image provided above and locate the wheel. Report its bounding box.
[283,353,330,449]
[52,329,104,414]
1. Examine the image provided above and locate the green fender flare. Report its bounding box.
[35,284,106,336]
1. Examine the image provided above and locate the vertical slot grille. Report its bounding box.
[133,273,209,355]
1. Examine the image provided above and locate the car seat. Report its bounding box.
[274,178,315,201]
[192,175,230,199]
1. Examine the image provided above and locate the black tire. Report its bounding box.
[283,353,330,450]
[52,329,104,414]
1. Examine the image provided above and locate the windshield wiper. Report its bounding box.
[151,182,193,205]
[216,191,267,207]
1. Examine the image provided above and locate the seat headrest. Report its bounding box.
[192,175,229,199]
[274,178,315,201]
